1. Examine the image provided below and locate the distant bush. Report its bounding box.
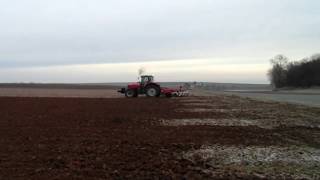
[268,54,320,88]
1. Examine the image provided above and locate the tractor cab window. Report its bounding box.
[141,76,154,84]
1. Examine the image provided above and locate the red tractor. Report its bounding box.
[118,75,189,98]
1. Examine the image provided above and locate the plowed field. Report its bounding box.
[0,95,319,179]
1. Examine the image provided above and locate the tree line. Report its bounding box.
[268,54,320,88]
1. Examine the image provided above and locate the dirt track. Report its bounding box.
[0,95,319,179]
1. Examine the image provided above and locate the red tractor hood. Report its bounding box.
[128,82,140,89]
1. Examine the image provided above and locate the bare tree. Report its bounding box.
[268,55,289,88]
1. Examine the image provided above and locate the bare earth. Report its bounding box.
[193,88,320,108]
[0,87,121,98]
[0,85,319,179]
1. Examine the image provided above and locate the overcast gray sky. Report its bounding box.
[0,0,319,83]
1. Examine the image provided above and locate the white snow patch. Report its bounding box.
[161,118,255,127]
[161,118,320,129]
[183,145,320,179]
[184,145,320,165]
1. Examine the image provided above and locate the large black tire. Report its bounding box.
[125,89,138,98]
[145,85,161,97]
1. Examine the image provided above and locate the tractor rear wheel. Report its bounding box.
[145,85,160,97]
[125,89,138,98]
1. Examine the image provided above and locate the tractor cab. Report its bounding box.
[140,75,154,86]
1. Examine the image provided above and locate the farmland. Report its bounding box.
[0,87,320,179]
[0,84,120,98]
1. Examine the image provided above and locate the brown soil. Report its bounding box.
[0,88,120,98]
[0,95,319,179]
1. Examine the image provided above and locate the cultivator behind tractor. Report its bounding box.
[118,75,189,98]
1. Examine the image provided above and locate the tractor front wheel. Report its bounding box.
[125,89,138,98]
[145,85,160,97]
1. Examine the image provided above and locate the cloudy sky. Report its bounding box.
[0,0,319,83]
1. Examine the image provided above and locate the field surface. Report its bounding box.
[193,88,320,108]
[0,84,120,98]
[0,93,320,179]
[224,88,320,108]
